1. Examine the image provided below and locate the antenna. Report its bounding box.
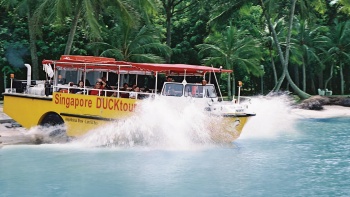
[211,65,223,101]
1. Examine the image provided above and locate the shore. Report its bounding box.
[291,105,350,119]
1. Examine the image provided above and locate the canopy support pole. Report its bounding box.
[155,71,158,94]
[117,66,121,98]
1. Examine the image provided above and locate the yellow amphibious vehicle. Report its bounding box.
[3,55,255,142]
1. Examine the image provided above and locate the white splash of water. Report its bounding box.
[72,97,217,150]
[26,124,69,144]
[241,94,299,139]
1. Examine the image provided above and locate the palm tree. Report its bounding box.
[323,20,350,95]
[87,25,171,63]
[159,0,200,63]
[205,0,313,99]
[197,25,262,99]
[45,0,138,55]
[259,0,312,99]
[290,19,328,92]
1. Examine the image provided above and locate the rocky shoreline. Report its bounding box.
[298,95,350,110]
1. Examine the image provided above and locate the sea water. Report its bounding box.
[0,96,350,197]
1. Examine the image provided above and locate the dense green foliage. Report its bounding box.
[1,0,350,97]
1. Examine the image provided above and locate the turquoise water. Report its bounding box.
[1,117,350,197]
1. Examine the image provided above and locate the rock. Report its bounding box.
[299,96,325,110]
[340,98,350,107]
[299,95,350,110]
[299,100,323,110]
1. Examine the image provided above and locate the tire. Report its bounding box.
[40,113,64,127]
[40,113,68,142]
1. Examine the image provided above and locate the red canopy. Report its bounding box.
[130,62,232,75]
[42,55,232,75]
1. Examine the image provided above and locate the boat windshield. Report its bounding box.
[204,85,217,98]
[184,84,217,98]
[162,83,183,97]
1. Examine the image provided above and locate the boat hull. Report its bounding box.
[3,92,136,136]
[3,92,253,142]
[209,116,252,143]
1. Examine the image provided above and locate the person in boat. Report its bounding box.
[131,84,137,91]
[100,76,116,96]
[120,83,130,98]
[194,79,207,97]
[121,83,129,91]
[74,80,86,94]
[90,81,104,96]
[166,76,173,82]
[129,86,140,99]
[101,76,113,90]
[57,75,65,84]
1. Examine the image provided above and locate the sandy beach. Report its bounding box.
[291,105,350,119]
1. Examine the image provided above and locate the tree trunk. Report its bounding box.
[165,6,172,63]
[27,14,39,80]
[318,70,324,89]
[262,5,286,92]
[269,49,277,86]
[274,73,285,91]
[294,64,299,87]
[302,56,306,91]
[311,77,315,94]
[340,63,344,95]
[64,6,81,55]
[324,64,334,89]
[285,70,311,99]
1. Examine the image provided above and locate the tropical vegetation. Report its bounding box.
[1,0,350,99]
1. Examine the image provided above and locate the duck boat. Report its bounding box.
[2,55,255,142]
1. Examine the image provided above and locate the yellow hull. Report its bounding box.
[4,92,136,137]
[3,92,252,142]
[210,116,251,143]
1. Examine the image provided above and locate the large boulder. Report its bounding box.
[299,96,330,110]
[299,95,350,110]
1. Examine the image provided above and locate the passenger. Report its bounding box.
[77,80,84,88]
[90,81,104,96]
[144,87,150,93]
[101,76,113,90]
[202,79,207,86]
[121,83,129,91]
[129,86,140,99]
[58,75,65,84]
[166,76,173,82]
[66,82,75,93]
[120,83,129,98]
[131,84,137,91]
[100,77,115,96]
[75,80,86,94]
